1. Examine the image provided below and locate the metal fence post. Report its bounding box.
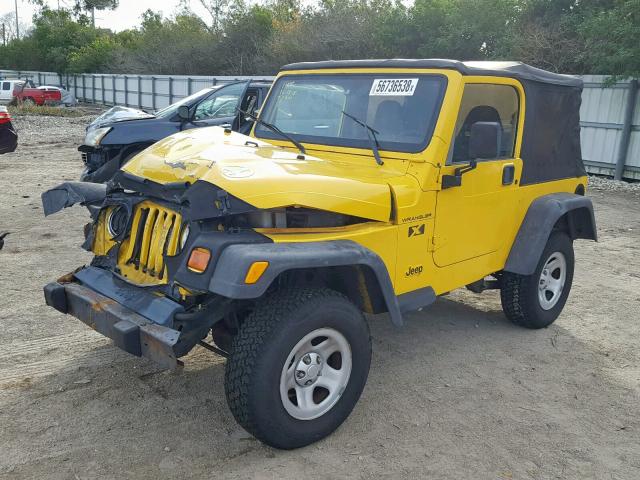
[112,75,116,105]
[188,77,192,95]
[615,79,639,180]
[91,74,95,103]
[151,76,156,110]
[101,75,105,104]
[138,75,142,109]
[169,77,173,105]
[82,75,86,102]
[73,75,78,98]
[124,75,128,107]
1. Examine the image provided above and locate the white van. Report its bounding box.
[0,80,25,104]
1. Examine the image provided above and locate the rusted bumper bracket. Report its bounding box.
[44,280,181,369]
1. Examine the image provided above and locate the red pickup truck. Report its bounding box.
[14,82,61,106]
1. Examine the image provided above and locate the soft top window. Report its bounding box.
[451,83,520,163]
[255,74,447,154]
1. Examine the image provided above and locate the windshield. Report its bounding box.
[155,87,215,118]
[255,74,446,153]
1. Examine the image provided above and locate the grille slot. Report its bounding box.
[120,202,181,284]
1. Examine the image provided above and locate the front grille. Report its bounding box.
[117,202,182,285]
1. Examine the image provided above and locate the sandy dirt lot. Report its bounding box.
[1,112,639,480]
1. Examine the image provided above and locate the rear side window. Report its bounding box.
[1,82,9,91]
[451,84,519,163]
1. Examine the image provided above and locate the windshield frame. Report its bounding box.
[254,72,448,155]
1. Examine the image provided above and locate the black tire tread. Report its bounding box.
[224,288,355,441]
[500,271,532,326]
[500,231,574,329]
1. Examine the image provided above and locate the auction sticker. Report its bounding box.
[369,78,419,96]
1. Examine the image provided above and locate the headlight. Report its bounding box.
[84,126,111,147]
[107,206,128,238]
[180,224,190,249]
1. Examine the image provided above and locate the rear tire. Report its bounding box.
[501,231,574,329]
[224,288,371,449]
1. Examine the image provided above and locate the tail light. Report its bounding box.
[0,108,11,125]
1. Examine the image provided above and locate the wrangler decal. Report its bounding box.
[401,213,432,223]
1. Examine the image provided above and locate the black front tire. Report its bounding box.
[501,231,575,329]
[224,288,371,449]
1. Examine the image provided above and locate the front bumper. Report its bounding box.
[44,267,184,369]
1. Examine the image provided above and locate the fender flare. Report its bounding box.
[208,240,436,327]
[504,193,597,276]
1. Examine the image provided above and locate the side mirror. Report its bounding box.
[469,121,502,159]
[442,159,477,189]
[177,105,191,122]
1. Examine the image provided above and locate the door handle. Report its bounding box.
[502,164,515,185]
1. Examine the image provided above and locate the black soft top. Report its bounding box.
[281,58,586,185]
[280,59,582,87]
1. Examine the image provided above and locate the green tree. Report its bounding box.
[579,0,640,78]
[407,0,518,60]
[218,4,274,74]
[74,0,120,27]
[2,0,639,77]
[67,35,118,72]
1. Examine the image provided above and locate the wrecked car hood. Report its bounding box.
[87,106,155,130]
[121,127,400,222]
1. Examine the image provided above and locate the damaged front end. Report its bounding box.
[41,173,273,368]
[42,146,396,368]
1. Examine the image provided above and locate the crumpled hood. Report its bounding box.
[122,126,400,222]
[88,106,155,130]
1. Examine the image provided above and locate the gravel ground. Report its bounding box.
[1,113,639,480]
[588,175,640,195]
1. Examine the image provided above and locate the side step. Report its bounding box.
[466,278,500,294]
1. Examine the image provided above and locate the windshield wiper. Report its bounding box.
[341,110,384,166]
[237,107,306,157]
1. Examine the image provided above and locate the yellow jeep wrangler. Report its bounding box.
[42,60,596,449]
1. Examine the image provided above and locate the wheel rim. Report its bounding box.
[279,328,352,421]
[538,251,567,310]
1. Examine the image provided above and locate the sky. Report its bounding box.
[1,0,211,32]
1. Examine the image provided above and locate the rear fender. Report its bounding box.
[504,193,597,276]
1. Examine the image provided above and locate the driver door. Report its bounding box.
[188,81,250,130]
[433,80,523,267]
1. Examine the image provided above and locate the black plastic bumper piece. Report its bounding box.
[44,280,181,369]
[44,282,68,314]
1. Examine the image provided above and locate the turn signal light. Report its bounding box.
[245,261,269,284]
[187,247,211,273]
